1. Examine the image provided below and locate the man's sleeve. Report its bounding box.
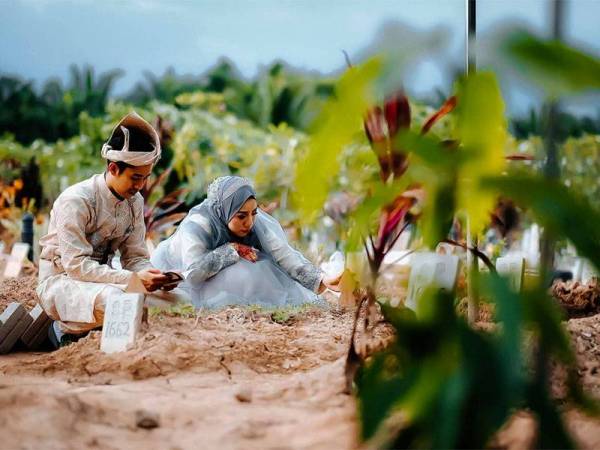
[119,198,153,273]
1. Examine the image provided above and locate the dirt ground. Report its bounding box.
[1,276,599,450]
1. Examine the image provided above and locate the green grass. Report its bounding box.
[148,302,317,323]
[148,303,196,319]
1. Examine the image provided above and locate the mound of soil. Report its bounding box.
[1,277,599,449]
[0,275,38,310]
[2,307,354,382]
[552,278,600,318]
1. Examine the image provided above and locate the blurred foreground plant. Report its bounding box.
[295,30,600,447]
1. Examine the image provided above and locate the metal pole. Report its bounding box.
[466,0,477,74]
[466,0,479,324]
[540,0,565,282]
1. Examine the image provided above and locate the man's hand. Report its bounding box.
[137,268,170,292]
[318,273,342,294]
[232,243,258,262]
[160,272,183,291]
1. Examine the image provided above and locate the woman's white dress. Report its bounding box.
[151,206,324,309]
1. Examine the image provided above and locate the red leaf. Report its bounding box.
[505,154,535,161]
[147,212,188,234]
[364,106,386,144]
[384,92,410,136]
[376,195,413,245]
[421,96,457,134]
[390,151,408,178]
[141,168,172,200]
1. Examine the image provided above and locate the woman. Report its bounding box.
[151,176,339,308]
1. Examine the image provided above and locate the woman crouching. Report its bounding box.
[151,176,340,308]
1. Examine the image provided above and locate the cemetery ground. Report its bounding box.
[1,276,600,449]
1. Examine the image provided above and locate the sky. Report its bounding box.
[1,0,599,114]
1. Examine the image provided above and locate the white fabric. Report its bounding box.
[100,112,161,166]
[47,283,189,335]
[152,209,324,308]
[37,174,153,326]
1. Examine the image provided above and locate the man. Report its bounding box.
[37,112,174,348]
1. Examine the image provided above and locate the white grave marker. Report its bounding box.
[3,242,30,278]
[581,260,598,284]
[100,293,144,353]
[405,252,460,311]
[495,255,525,292]
[572,258,584,282]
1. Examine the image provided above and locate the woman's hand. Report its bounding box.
[318,273,342,293]
[232,243,258,262]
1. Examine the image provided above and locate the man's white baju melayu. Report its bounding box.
[37,174,152,333]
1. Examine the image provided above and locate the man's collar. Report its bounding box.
[100,172,125,203]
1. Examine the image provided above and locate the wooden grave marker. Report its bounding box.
[20,304,51,350]
[0,302,33,354]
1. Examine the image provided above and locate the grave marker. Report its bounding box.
[0,302,27,342]
[100,293,144,353]
[405,252,460,311]
[572,258,585,282]
[0,302,33,354]
[3,243,30,278]
[582,260,598,284]
[496,255,525,292]
[20,304,51,350]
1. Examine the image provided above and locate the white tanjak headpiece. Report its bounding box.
[101,112,161,166]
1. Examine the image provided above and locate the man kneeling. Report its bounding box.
[37,112,175,348]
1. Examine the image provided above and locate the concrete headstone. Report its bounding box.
[496,255,525,292]
[582,260,598,284]
[3,243,30,278]
[100,293,144,353]
[405,252,460,311]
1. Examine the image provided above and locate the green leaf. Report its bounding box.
[346,178,412,251]
[394,132,458,248]
[502,31,600,98]
[527,380,576,450]
[293,58,381,222]
[480,274,524,393]
[396,130,461,169]
[454,72,507,235]
[356,351,416,441]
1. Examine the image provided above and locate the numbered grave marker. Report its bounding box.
[100,293,144,353]
[405,252,460,311]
